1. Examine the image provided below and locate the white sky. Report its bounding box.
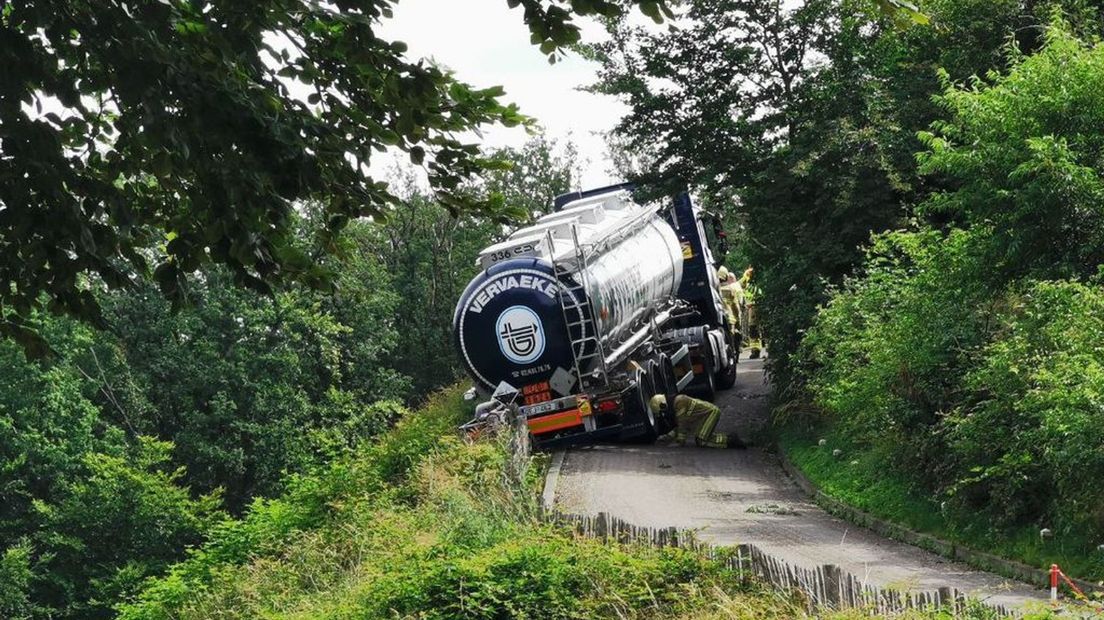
[23,2,634,192]
[379,0,628,188]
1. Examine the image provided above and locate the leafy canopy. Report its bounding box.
[1,1,522,335]
[0,0,674,352]
[918,23,1104,282]
[797,21,1104,564]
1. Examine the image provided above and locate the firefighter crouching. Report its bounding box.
[649,394,746,449]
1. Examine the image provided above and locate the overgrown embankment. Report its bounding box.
[781,23,1104,585]
[116,387,811,619]
[118,386,1041,619]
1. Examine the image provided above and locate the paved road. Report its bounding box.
[553,354,1046,610]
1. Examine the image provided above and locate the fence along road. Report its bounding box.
[552,353,1046,611]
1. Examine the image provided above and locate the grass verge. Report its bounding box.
[779,426,1104,587]
[118,385,1063,618]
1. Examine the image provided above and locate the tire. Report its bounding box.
[657,354,679,432]
[623,366,660,443]
[692,346,717,401]
[715,331,738,391]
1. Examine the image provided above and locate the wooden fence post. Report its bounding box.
[822,564,841,608]
[936,586,951,611]
[595,512,608,541]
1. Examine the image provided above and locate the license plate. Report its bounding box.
[524,401,558,416]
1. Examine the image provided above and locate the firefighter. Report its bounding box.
[649,394,746,449]
[717,266,745,341]
[741,266,762,359]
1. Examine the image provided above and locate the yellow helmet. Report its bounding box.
[649,394,667,412]
[717,266,731,282]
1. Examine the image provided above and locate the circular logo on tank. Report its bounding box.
[454,261,581,391]
[495,305,545,364]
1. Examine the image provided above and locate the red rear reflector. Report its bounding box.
[522,381,550,396]
[524,391,552,405]
[596,399,620,413]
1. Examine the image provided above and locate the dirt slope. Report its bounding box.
[553,355,1046,610]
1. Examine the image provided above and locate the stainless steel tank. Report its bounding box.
[454,189,685,393]
[567,213,683,346]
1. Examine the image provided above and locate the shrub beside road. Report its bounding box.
[784,23,1104,587]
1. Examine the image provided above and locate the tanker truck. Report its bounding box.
[453,183,738,449]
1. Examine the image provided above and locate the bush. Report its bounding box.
[117,386,473,620]
[795,270,1104,576]
[918,21,1104,283]
[118,387,831,620]
[0,542,34,619]
[795,22,1104,562]
[31,438,222,620]
[796,241,1104,575]
[797,227,993,484]
[948,280,1104,531]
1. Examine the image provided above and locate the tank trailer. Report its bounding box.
[453,184,737,448]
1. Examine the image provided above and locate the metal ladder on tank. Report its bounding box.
[546,227,609,390]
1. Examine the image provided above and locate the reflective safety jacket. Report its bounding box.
[672,394,720,428]
[719,281,743,328]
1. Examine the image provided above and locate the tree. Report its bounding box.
[0,542,34,619]
[918,23,1104,283]
[101,257,402,510]
[0,0,688,350]
[0,318,224,619]
[511,0,675,58]
[586,0,836,196]
[0,326,109,547]
[796,19,1104,542]
[517,0,923,58]
[31,438,222,620]
[589,0,1102,390]
[0,208,414,615]
[0,1,529,347]
[483,135,580,219]
[0,0,928,354]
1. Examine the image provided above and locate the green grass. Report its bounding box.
[118,385,1067,619]
[780,426,1104,585]
[780,431,945,534]
[120,385,814,619]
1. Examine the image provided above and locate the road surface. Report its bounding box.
[553,353,1046,610]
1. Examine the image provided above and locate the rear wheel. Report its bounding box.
[673,326,717,401]
[715,331,738,390]
[624,366,660,443]
[692,346,718,401]
[656,354,679,432]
